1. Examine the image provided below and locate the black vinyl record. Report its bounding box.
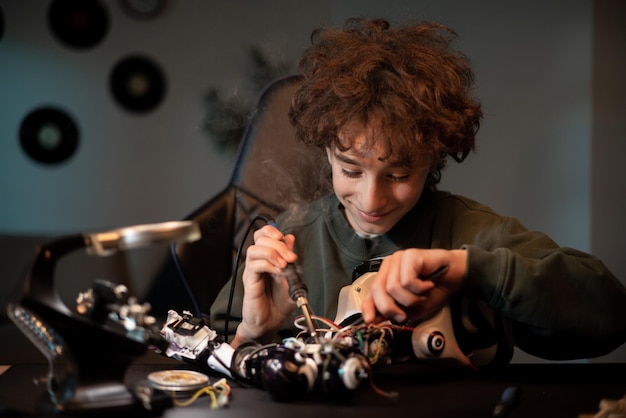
[110,55,166,113]
[19,107,80,165]
[48,0,109,49]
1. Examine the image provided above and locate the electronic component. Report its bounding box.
[160,310,371,402]
[157,214,511,403]
[147,370,210,393]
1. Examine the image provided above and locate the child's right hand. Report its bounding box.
[231,224,298,347]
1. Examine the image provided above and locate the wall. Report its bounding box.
[0,1,596,243]
[0,0,623,362]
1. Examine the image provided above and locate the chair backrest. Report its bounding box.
[172,74,331,319]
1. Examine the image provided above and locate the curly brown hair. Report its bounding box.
[288,18,482,179]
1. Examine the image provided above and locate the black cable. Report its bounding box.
[224,213,277,343]
[170,243,202,317]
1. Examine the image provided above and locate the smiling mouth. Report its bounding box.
[357,208,392,223]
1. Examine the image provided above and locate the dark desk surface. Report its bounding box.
[1,353,624,418]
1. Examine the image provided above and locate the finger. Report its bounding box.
[385,287,431,311]
[254,225,295,253]
[281,234,298,262]
[398,250,448,292]
[243,259,282,280]
[245,244,288,273]
[400,277,436,295]
[368,276,408,323]
[360,294,389,324]
[360,294,377,323]
[376,253,430,306]
[407,249,451,278]
[419,264,449,280]
[251,235,297,266]
[253,224,283,240]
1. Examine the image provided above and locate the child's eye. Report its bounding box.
[341,169,361,178]
[389,173,410,182]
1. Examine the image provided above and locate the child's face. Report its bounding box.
[327,129,430,236]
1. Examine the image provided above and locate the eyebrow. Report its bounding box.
[333,152,360,165]
[333,151,406,168]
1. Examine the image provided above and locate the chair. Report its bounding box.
[167,75,514,369]
[171,74,331,321]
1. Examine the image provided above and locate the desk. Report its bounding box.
[0,357,624,418]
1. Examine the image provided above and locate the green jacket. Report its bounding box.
[210,189,626,361]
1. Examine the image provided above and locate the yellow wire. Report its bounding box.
[170,379,231,409]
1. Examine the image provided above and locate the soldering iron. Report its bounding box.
[258,214,320,343]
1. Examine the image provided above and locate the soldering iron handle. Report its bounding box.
[281,263,308,301]
[257,214,308,302]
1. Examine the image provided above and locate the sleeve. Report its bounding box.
[461,215,626,360]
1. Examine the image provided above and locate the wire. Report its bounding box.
[363,360,399,401]
[293,314,340,335]
[170,243,202,317]
[224,214,275,342]
[171,386,216,408]
[170,378,231,409]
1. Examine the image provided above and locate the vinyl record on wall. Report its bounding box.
[110,55,167,113]
[19,107,80,165]
[48,0,109,49]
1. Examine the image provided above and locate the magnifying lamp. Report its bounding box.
[6,221,200,415]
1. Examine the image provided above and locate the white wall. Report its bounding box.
[0,0,594,245]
